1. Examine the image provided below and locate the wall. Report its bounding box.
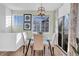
[0,33,16,51]
[52,10,58,44]
[0,4,6,32]
[0,33,24,51]
[58,4,70,18]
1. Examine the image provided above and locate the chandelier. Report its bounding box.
[37,4,46,16]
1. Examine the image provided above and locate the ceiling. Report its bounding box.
[2,3,63,11]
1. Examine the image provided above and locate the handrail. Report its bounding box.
[54,44,67,56]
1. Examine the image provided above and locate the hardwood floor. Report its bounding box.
[0,45,51,56]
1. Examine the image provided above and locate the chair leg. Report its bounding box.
[52,47,54,56]
[42,50,43,56]
[25,45,28,56]
[33,50,35,56]
[48,40,53,56]
[25,39,32,56]
[23,45,25,54]
[44,46,45,56]
[31,45,33,56]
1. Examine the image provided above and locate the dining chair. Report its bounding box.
[21,32,27,54]
[32,34,44,56]
[29,38,34,56]
[50,33,58,56]
[25,38,32,56]
[22,32,33,56]
[43,37,49,56]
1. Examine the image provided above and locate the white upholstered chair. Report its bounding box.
[21,32,27,54]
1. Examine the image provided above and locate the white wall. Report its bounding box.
[0,4,6,32]
[53,10,58,44]
[58,4,70,18]
[0,33,16,51]
[0,32,25,51]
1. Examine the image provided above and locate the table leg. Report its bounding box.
[47,40,53,56]
[31,45,33,56]
[33,50,35,56]
[25,39,31,56]
[42,50,43,56]
[52,47,54,56]
[44,45,45,55]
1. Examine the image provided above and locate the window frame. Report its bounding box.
[32,15,49,33]
[58,14,69,52]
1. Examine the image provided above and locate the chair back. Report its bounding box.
[22,32,27,45]
[33,34,43,50]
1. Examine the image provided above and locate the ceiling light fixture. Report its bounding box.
[37,3,46,16]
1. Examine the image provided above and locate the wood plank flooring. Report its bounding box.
[0,45,51,56]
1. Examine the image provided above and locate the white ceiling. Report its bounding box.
[2,3,63,11]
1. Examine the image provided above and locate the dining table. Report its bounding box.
[25,38,54,56]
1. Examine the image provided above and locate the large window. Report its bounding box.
[58,14,69,52]
[32,16,49,32]
[6,16,11,28]
[12,16,23,32]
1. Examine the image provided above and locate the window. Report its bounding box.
[6,16,11,32]
[12,16,23,32]
[6,16,11,28]
[32,16,49,32]
[58,14,69,52]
